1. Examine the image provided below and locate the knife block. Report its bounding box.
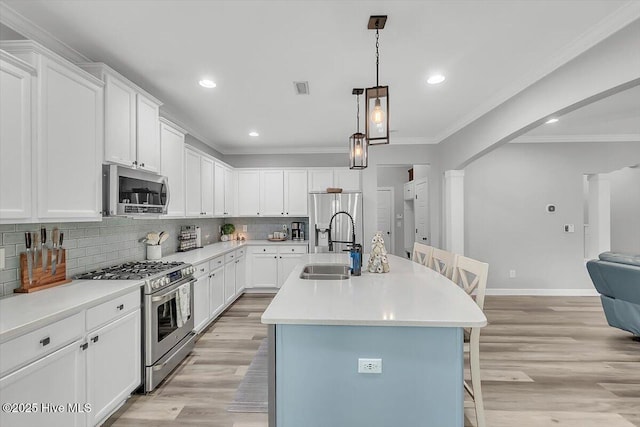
[16,249,71,293]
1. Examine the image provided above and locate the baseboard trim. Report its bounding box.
[486,288,599,296]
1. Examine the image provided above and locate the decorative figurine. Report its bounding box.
[367,232,390,273]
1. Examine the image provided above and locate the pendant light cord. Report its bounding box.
[375,27,380,88]
[356,93,360,133]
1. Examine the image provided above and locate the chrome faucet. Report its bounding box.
[328,211,356,252]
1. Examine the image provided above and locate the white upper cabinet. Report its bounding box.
[103,72,136,167]
[237,170,261,216]
[159,119,186,217]
[260,170,285,215]
[0,52,34,221]
[214,162,235,216]
[334,168,361,191]
[78,63,162,173]
[201,156,215,216]
[284,170,308,216]
[184,148,202,217]
[136,94,161,173]
[308,169,334,192]
[2,41,104,221]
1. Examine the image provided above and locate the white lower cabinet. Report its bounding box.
[193,269,211,334]
[0,340,86,427]
[248,245,308,288]
[224,258,237,304]
[0,290,141,427]
[209,265,225,317]
[85,309,141,426]
[236,253,246,294]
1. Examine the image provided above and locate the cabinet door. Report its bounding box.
[209,266,225,317]
[237,170,261,215]
[414,178,429,244]
[0,341,85,427]
[251,253,278,287]
[224,167,235,216]
[201,156,215,216]
[184,149,202,216]
[193,274,210,333]
[236,255,246,294]
[86,309,141,426]
[37,58,103,219]
[284,170,308,216]
[278,253,304,287]
[160,123,185,217]
[308,169,333,192]
[0,59,32,220]
[136,94,161,173]
[214,162,225,216]
[104,73,136,167]
[403,181,414,201]
[334,168,361,191]
[224,261,237,304]
[260,170,284,215]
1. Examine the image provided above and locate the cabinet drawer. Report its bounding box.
[193,261,209,279]
[0,311,84,377]
[236,248,246,258]
[279,245,308,254]
[224,251,236,263]
[86,289,140,331]
[209,255,224,270]
[250,246,277,255]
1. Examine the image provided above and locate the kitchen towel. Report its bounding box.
[175,283,191,327]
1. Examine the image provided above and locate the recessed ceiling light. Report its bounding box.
[199,79,216,88]
[427,74,445,85]
[249,131,259,137]
[545,118,559,124]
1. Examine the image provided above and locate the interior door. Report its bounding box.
[414,178,429,244]
[377,188,394,254]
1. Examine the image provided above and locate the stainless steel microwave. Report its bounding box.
[103,165,169,216]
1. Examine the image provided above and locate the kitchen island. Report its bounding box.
[262,253,487,427]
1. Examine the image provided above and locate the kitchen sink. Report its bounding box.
[299,264,351,280]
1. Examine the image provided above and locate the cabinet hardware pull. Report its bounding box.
[133,160,137,166]
[200,268,205,272]
[80,343,88,351]
[117,304,124,310]
[91,336,99,343]
[140,163,145,167]
[40,337,50,346]
[274,256,277,259]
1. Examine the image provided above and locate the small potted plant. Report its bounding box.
[220,223,235,241]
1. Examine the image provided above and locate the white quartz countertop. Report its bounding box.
[0,279,142,343]
[161,239,308,265]
[261,254,487,328]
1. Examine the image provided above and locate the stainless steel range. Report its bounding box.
[76,261,197,392]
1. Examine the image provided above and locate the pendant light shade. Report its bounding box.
[365,15,389,145]
[350,88,368,169]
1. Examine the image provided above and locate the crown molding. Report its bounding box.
[0,49,36,74]
[434,1,640,145]
[511,133,640,144]
[223,145,349,155]
[0,2,91,63]
[158,117,188,135]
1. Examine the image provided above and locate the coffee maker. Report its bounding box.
[290,222,305,241]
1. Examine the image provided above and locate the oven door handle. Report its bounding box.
[150,278,195,304]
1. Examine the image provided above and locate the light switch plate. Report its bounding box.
[0,248,5,270]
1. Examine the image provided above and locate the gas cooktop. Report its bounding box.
[75,261,187,280]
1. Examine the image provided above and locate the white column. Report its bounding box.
[587,174,611,258]
[444,170,465,255]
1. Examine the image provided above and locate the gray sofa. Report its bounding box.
[587,252,640,336]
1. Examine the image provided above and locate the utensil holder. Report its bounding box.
[147,245,162,260]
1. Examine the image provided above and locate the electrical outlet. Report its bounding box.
[563,224,575,233]
[0,248,4,270]
[282,224,287,230]
[358,358,382,374]
[509,269,516,278]
[242,225,247,232]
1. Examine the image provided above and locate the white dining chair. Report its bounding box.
[428,247,456,279]
[411,242,433,266]
[451,255,489,427]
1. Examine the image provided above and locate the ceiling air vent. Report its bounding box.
[293,81,310,95]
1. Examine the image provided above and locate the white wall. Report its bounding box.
[610,166,640,254]
[377,166,411,256]
[225,153,347,168]
[464,142,640,293]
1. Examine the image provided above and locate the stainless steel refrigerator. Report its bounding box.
[309,192,364,253]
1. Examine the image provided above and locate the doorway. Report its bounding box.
[377,187,395,255]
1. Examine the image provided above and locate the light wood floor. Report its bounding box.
[105,295,640,427]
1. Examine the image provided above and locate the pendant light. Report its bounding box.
[365,15,389,145]
[349,88,367,169]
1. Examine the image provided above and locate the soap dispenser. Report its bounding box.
[350,244,362,276]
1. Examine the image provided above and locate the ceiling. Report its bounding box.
[1,0,635,154]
